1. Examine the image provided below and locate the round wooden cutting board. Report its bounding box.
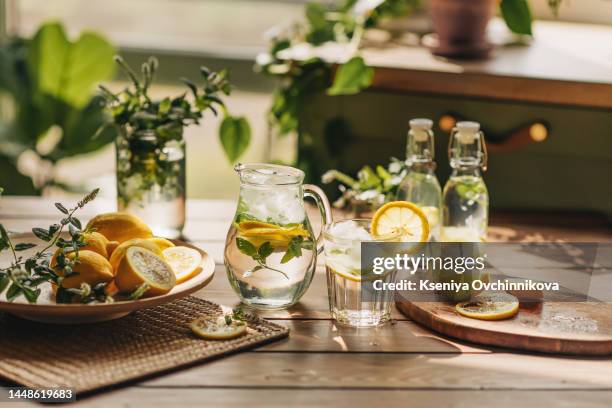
[397,301,612,355]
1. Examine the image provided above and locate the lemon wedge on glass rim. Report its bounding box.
[371,201,430,244]
[163,246,202,284]
[455,292,519,321]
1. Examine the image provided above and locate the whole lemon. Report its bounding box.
[86,212,153,243]
[80,232,113,258]
[53,250,114,289]
[109,238,164,272]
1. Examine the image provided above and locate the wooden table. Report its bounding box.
[1,197,612,407]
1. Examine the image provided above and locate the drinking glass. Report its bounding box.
[323,219,398,327]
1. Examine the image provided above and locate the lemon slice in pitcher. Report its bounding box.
[371,201,430,243]
[455,292,519,321]
[190,316,247,340]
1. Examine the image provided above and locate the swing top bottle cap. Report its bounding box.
[456,121,480,144]
[456,121,480,132]
[409,118,433,130]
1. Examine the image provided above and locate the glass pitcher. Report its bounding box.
[224,163,332,310]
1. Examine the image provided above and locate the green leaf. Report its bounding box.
[500,0,533,35]
[357,166,381,190]
[14,243,37,251]
[327,56,374,96]
[55,203,69,214]
[219,115,251,162]
[32,227,52,241]
[306,3,328,30]
[257,242,274,261]
[0,224,9,251]
[236,237,257,257]
[0,275,10,295]
[27,22,116,107]
[5,283,22,302]
[69,217,82,230]
[22,287,40,304]
[281,236,305,264]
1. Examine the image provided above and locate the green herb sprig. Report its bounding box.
[235,234,314,280]
[322,157,407,209]
[0,189,102,304]
[99,56,251,162]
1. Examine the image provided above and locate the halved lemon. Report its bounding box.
[371,201,430,242]
[190,316,247,340]
[455,292,519,321]
[163,246,202,284]
[109,238,164,271]
[115,246,176,297]
[148,237,176,251]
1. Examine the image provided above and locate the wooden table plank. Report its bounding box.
[255,319,490,353]
[140,352,612,390]
[72,389,612,408]
[196,265,409,321]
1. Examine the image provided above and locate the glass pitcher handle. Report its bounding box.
[303,184,333,254]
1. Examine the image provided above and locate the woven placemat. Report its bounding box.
[0,297,289,394]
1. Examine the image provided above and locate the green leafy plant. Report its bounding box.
[0,21,116,194]
[258,0,418,179]
[501,0,565,36]
[100,56,251,163]
[322,157,407,210]
[258,0,566,181]
[0,189,104,304]
[100,56,251,207]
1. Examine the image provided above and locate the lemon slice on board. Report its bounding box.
[163,246,202,284]
[371,201,430,242]
[190,316,247,340]
[115,247,176,297]
[455,292,519,321]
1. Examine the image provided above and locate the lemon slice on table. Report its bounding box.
[115,247,177,297]
[371,201,430,243]
[190,316,247,340]
[163,246,202,284]
[455,292,519,321]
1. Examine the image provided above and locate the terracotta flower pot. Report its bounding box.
[428,0,497,59]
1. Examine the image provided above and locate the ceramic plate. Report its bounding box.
[0,233,215,324]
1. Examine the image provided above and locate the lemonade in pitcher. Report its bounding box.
[224,163,331,309]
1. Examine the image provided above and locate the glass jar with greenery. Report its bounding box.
[100,56,251,238]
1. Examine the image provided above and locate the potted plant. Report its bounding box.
[428,0,561,58]
[99,57,251,238]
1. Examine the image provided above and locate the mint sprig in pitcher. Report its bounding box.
[224,163,332,309]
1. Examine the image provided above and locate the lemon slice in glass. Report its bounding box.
[163,246,202,284]
[455,292,519,321]
[371,201,430,242]
[190,316,247,340]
